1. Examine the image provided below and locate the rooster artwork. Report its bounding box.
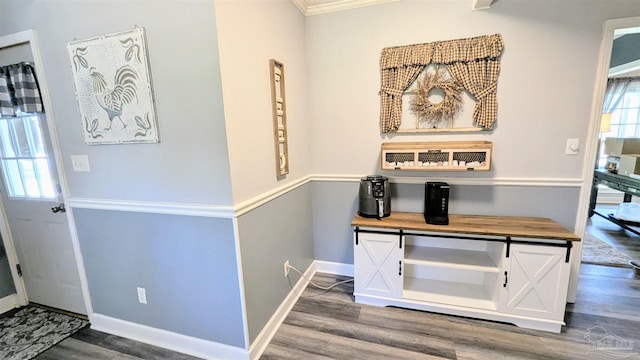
[68,27,159,144]
[88,66,138,130]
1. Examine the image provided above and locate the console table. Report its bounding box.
[590,168,640,235]
[352,212,580,333]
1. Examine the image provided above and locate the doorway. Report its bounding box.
[571,16,640,300]
[0,30,89,315]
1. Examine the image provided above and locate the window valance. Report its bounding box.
[0,62,44,117]
[380,34,504,133]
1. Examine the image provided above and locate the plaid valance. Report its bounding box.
[380,34,504,132]
[0,62,44,117]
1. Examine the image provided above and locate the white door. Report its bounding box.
[354,230,404,298]
[0,113,85,315]
[499,243,571,321]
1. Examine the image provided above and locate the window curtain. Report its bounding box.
[0,62,44,117]
[602,77,638,114]
[379,34,504,133]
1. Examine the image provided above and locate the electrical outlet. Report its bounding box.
[284,260,290,277]
[137,287,147,304]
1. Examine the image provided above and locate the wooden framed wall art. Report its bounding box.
[270,59,289,176]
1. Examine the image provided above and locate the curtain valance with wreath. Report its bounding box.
[380,34,504,133]
[0,62,44,117]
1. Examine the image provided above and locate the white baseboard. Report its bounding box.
[0,294,18,314]
[86,261,352,360]
[89,313,248,360]
[249,260,316,360]
[314,260,354,277]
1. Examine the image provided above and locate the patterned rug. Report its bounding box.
[0,306,88,360]
[581,234,633,268]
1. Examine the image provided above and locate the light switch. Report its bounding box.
[71,155,90,172]
[565,138,579,155]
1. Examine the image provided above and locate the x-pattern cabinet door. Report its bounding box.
[354,231,403,298]
[499,242,571,321]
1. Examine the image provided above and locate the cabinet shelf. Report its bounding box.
[403,277,497,310]
[404,245,500,273]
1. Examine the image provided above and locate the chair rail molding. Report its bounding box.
[67,175,582,217]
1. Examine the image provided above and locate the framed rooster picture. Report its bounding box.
[67,27,159,144]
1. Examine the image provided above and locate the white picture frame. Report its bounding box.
[67,27,159,144]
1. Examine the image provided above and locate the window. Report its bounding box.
[0,113,55,199]
[599,81,640,168]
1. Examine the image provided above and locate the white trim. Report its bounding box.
[232,218,251,350]
[68,198,235,218]
[311,174,583,187]
[0,294,19,314]
[85,261,346,360]
[29,29,94,316]
[66,175,583,218]
[89,313,249,360]
[572,16,640,303]
[248,261,316,360]
[290,0,400,16]
[314,260,354,276]
[609,58,640,77]
[233,175,311,217]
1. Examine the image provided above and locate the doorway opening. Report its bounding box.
[0,30,89,316]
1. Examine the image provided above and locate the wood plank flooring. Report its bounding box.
[261,267,640,359]
[35,323,202,360]
[19,206,640,359]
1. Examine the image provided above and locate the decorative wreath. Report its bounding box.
[410,67,464,127]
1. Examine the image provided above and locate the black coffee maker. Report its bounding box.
[358,175,391,218]
[424,182,449,225]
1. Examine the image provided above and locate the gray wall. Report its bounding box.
[1,0,241,347]
[74,209,245,348]
[237,184,314,343]
[1,0,233,205]
[312,180,580,264]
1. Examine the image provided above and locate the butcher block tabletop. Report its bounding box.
[352,212,580,241]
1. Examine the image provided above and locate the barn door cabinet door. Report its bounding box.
[498,242,571,321]
[354,231,403,299]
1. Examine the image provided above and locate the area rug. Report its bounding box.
[581,234,633,267]
[0,306,88,360]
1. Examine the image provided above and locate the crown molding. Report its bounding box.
[291,0,401,16]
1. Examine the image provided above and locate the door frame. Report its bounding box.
[570,16,640,302]
[0,29,92,315]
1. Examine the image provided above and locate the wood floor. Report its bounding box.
[261,211,640,359]
[261,267,640,359]
[22,206,640,359]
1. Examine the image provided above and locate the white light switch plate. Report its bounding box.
[71,155,90,172]
[565,138,579,155]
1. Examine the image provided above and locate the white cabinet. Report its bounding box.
[352,213,580,333]
[498,242,571,321]
[353,231,403,298]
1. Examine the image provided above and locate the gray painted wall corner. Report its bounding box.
[74,209,245,348]
[237,183,315,344]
